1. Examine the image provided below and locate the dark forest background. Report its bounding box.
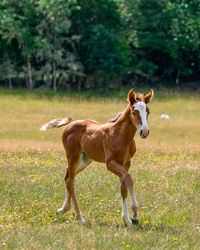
[0,0,200,91]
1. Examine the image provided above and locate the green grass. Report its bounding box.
[0,151,199,249]
[0,87,200,249]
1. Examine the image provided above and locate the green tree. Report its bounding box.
[0,0,38,88]
[81,24,130,90]
[0,0,199,90]
[120,0,200,85]
[36,0,84,91]
[166,0,200,84]
[70,0,131,90]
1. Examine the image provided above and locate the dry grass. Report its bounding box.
[0,90,199,153]
[0,138,199,153]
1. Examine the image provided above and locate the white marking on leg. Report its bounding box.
[80,213,86,224]
[76,158,86,173]
[122,199,132,226]
[75,152,92,174]
[57,191,69,214]
[132,198,139,221]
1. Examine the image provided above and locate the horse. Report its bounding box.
[40,89,153,226]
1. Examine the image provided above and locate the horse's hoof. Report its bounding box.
[56,208,66,214]
[132,219,139,225]
[122,216,132,227]
[80,217,86,224]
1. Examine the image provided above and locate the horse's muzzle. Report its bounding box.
[139,129,149,138]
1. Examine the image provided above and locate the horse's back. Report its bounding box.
[62,119,99,135]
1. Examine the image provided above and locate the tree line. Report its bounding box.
[0,0,200,91]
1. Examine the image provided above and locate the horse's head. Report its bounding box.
[127,89,153,139]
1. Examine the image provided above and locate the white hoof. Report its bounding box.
[56,207,67,214]
[80,216,86,224]
[122,215,132,226]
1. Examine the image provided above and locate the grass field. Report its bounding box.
[0,88,200,249]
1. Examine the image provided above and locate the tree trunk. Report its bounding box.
[57,73,62,87]
[45,23,52,89]
[77,76,82,91]
[27,58,34,89]
[93,70,98,89]
[46,71,51,88]
[119,75,122,88]
[45,61,52,89]
[53,59,57,91]
[176,67,181,85]
[8,77,13,89]
[176,51,182,85]
[102,75,107,93]
[81,76,86,90]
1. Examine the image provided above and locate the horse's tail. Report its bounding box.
[40,117,74,131]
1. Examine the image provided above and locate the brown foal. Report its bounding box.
[40,89,153,226]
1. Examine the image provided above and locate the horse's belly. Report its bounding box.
[81,134,105,163]
[82,142,105,163]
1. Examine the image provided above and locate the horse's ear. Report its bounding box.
[127,89,137,104]
[144,89,154,104]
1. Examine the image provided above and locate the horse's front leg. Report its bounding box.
[120,177,132,226]
[119,162,131,225]
[107,160,139,226]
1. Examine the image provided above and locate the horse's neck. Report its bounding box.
[114,106,137,141]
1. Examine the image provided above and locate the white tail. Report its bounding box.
[40,117,74,131]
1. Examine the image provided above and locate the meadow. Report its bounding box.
[0,88,199,249]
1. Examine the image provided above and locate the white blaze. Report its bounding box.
[133,101,149,132]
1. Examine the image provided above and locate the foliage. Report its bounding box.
[120,0,200,85]
[0,0,200,90]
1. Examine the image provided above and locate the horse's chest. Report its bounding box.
[121,147,135,164]
[113,140,136,164]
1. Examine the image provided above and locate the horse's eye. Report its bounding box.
[132,111,136,115]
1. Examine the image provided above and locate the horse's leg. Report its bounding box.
[57,159,85,222]
[120,162,132,226]
[57,151,92,215]
[66,167,84,223]
[107,160,139,226]
[65,151,91,223]
[56,167,71,214]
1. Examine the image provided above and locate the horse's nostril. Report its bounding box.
[148,130,150,135]
[140,129,149,137]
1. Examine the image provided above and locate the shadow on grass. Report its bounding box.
[59,217,176,233]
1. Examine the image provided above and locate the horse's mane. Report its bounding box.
[109,112,123,123]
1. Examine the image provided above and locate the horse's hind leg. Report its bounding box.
[57,150,91,224]
[66,172,86,223]
[66,153,91,223]
[56,168,71,214]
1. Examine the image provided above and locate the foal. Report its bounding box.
[40,89,153,226]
